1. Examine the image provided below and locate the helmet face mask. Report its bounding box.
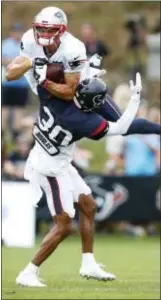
[74,78,107,112]
[33,7,67,47]
[33,23,66,46]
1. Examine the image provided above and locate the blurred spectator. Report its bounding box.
[146,18,160,102]
[20,115,35,146]
[124,132,160,176]
[80,23,110,64]
[146,20,160,81]
[148,107,160,172]
[152,17,161,34]
[2,23,29,139]
[120,103,160,176]
[105,100,160,176]
[2,135,31,181]
[125,14,147,79]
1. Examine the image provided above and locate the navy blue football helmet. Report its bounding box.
[74,77,107,111]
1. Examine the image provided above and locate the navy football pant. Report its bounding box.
[94,94,161,135]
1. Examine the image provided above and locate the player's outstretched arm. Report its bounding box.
[107,73,142,136]
[6,56,32,81]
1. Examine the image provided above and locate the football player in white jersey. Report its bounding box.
[6,6,142,287]
[7,6,88,97]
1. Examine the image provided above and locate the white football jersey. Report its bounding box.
[20,29,88,176]
[20,28,88,95]
[20,29,105,178]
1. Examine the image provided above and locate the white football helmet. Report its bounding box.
[33,7,68,46]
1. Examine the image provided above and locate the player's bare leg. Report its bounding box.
[16,212,73,287]
[78,194,116,281]
[32,212,72,266]
[78,194,96,253]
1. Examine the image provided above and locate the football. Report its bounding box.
[46,63,65,83]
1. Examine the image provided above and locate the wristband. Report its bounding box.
[25,59,32,69]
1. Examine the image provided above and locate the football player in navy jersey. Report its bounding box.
[15,74,141,287]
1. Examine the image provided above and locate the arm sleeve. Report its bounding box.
[106,96,140,136]
[64,42,88,73]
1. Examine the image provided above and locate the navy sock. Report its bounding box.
[124,118,161,135]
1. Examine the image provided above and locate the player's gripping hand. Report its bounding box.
[89,54,102,68]
[33,64,47,85]
[130,72,142,102]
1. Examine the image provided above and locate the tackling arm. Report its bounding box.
[107,96,140,135]
[90,73,142,138]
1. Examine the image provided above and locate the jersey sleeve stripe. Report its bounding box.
[89,120,107,137]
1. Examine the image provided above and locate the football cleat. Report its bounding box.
[79,262,116,281]
[16,271,46,287]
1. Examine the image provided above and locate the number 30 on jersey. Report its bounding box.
[33,106,73,155]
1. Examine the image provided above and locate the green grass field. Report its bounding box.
[2,234,160,299]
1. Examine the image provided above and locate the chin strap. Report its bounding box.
[38,36,61,49]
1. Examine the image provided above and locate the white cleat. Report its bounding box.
[80,263,116,282]
[16,271,46,287]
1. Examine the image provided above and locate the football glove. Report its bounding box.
[89,53,102,68]
[32,57,49,68]
[33,64,47,85]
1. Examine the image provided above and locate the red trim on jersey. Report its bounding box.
[90,120,107,137]
[79,59,87,62]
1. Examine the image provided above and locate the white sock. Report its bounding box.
[82,253,96,265]
[24,262,39,274]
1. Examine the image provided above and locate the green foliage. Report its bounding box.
[79,138,107,172]
[2,235,160,299]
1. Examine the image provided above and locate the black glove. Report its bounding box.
[32,57,49,68]
[33,64,47,85]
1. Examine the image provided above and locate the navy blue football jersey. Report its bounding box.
[33,86,109,156]
[93,94,121,122]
